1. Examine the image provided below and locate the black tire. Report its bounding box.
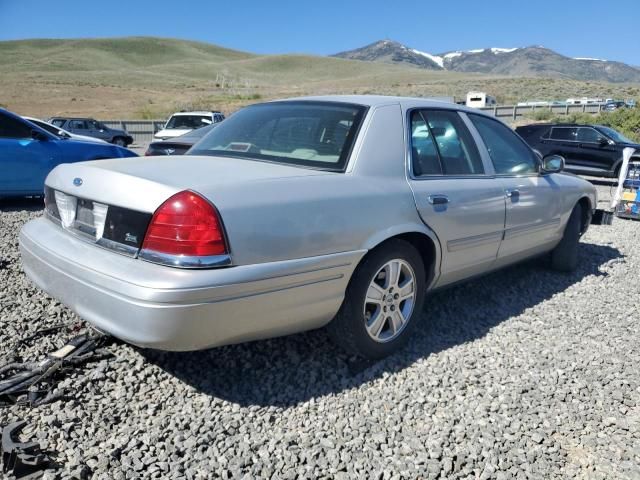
[550,203,582,272]
[113,137,126,147]
[328,239,426,359]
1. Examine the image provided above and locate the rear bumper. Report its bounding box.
[19,217,364,350]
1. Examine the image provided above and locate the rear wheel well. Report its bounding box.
[361,233,437,287]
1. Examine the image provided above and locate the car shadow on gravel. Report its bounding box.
[144,241,622,408]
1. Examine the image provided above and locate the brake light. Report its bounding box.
[141,190,227,257]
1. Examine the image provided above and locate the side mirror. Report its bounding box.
[599,137,610,146]
[31,130,49,141]
[541,155,564,174]
[533,149,543,161]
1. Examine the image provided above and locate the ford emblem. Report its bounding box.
[73,177,83,186]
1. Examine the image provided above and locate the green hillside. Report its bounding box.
[0,37,255,70]
[1,36,639,118]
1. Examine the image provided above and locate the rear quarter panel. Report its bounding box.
[207,173,429,266]
[200,103,439,267]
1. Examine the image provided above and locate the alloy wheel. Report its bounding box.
[363,259,416,343]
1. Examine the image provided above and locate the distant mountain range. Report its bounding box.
[332,40,640,83]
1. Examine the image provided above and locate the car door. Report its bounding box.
[0,111,59,194]
[542,127,584,169]
[467,114,563,266]
[407,109,506,287]
[86,120,103,140]
[575,126,618,173]
[89,120,112,141]
[68,120,89,137]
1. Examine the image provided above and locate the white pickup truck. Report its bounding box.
[154,111,225,140]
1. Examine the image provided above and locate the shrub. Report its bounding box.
[135,105,162,120]
[527,109,554,121]
[597,108,640,142]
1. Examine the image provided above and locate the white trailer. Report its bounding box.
[466,92,497,108]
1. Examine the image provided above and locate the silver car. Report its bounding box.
[19,96,597,359]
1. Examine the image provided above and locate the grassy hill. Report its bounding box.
[1,36,639,119]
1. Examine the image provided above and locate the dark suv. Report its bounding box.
[48,117,133,147]
[516,123,640,178]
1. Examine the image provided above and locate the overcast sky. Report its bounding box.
[1,0,638,65]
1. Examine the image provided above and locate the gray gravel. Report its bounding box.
[1,185,639,479]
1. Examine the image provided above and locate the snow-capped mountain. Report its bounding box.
[332,41,640,83]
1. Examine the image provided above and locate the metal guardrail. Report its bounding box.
[100,103,607,144]
[480,103,605,120]
[100,120,166,144]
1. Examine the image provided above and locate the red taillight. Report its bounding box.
[141,190,227,257]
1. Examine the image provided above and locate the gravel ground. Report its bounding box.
[1,185,639,480]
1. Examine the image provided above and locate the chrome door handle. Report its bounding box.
[428,194,449,205]
[505,189,520,198]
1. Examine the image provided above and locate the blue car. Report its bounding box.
[0,108,137,197]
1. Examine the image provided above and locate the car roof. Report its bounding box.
[49,117,97,120]
[171,111,220,116]
[268,94,497,118]
[23,116,45,122]
[519,123,606,128]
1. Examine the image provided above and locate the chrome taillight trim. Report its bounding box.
[138,249,233,269]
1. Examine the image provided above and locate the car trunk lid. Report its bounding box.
[46,155,329,212]
[43,155,331,262]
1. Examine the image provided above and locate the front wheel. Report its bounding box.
[328,239,426,359]
[113,137,127,147]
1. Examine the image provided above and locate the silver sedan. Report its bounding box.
[19,96,597,359]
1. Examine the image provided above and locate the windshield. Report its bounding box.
[28,119,67,138]
[188,101,367,171]
[598,126,635,144]
[165,115,212,130]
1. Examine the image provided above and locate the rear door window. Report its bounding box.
[410,112,441,175]
[410,110,484,176]
[550,127,577,141]
[69,120,88,130]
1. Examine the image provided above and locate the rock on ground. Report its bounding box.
[0,186,639,479]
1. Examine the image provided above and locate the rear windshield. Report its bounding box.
[188,101,368,171]
[178,123,217,141]
[166,115,212,129]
